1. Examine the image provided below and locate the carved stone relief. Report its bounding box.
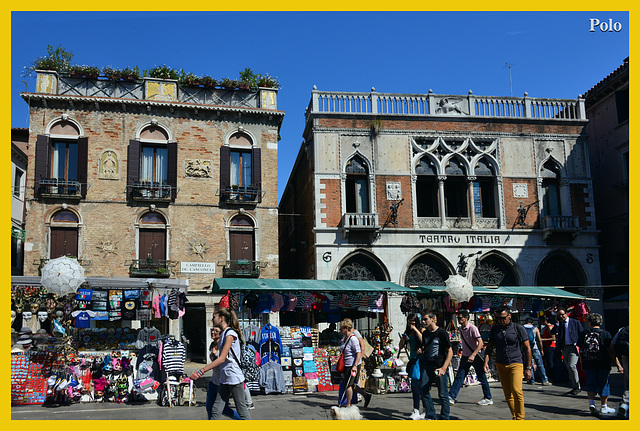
[98,150,119,180]
[96,238,119,257]
[188,239,210,258]
[185,159,213,178]
[386,182,402,201]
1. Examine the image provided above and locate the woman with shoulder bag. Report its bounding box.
[338,318,362,407]
[399,313,426,420]
[190,308,251,420]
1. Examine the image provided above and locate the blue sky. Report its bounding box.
[11,11,629,201]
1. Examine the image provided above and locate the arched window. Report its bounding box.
[127,123,177,201]
[540,161,562,216]
[472,158,497,218]
[444,157,468,217]
[404,253,451,287]
[50,209,79,258]
[337,253,387,281]
[472,254,519,286]
[138,212,167,261]
[224,214,259,278]
[35,119,88,197]
[416,156,439,217]
[345,156,370,213]
[536,253,587,289]
[220,132,262,203]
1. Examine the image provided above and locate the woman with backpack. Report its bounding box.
[205,326,241,420]
[190,308,251,420]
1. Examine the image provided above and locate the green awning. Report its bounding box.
[416,285,589,300]
[212,278,416,293]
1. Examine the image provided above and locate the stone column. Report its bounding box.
[438,175,447,229]
[467,176,477,229]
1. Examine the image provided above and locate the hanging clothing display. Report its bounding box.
[259,323,282,364]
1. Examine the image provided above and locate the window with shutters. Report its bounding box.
[220,131,262,203]
[130,211,171,277]
[223,214,261,278]
[34,119,88,198]
[127,124,177,201]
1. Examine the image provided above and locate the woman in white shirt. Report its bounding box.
[191,308,251,420]
[339,318,362,407]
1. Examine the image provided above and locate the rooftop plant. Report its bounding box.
[23,44,74,77]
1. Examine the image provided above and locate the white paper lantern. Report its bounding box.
[444,274,474,303]
[40,256,86,296]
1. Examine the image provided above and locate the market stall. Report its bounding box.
[11,275,191,407]
[211,278,414,397]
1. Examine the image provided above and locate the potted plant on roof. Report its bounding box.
[70,65,100,79]
[257,73,280,89]
[179,71,201,87]
[238,67,257,90]
[220,77,238,90]
[201,75,217,89]
[148,64,179,80]
[121,66,140,82]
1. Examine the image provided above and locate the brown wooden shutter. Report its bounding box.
[127,140,140,197]
[77,137,88,198]
[34,135,51,194]
[167,142,178,200]
[251,147,262,202]
[219,145,230,200]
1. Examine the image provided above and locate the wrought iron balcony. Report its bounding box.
[37,178,82,198]
[220,185,261,204]
[129,259,172,277]
[129,182,173,201]
[221,260,266,278]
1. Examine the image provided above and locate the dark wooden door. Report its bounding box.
[50,227,78,258]
[229,231,254,261]
[139,229,166,260]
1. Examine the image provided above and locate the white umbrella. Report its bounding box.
[40,256,86,296]
[444,274,474,303]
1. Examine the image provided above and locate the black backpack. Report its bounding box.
[582,330,603,362]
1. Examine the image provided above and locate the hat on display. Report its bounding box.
[398,367,408,376]
[371,368,384,378]
[18,327,32,336]
[17,334,33,345]
[33,329,49,340]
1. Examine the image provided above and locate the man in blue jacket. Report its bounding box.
[554,307,585,395]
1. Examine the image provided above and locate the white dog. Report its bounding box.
[330,405,363,420]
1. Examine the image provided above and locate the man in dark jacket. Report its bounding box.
[554,307,585,395]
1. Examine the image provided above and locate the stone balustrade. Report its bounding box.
[308,88,585,121]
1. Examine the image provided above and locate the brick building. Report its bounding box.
[18,70,283,360]
[584,58,629,332]
[280,87,603,337]
[11,128,29,275]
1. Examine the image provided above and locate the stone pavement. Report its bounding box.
[11,362,628,420]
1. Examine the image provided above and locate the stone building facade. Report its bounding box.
[280,87,602,338]
[20,71,283,360]
[584,58,629,331]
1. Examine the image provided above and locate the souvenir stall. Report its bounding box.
[11,271,191,407]
[398,284,593,386]
[212,278,414,397]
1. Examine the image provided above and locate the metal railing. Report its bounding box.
[221,185,261,203]
[129,182,173,201]
[541,215,580,230]
[37,178,82,197]
[129,259,172,277]
[220,260,265,278]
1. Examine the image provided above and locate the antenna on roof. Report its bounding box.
[505,62,513,97]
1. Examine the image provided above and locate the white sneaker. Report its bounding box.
[601,405,616,415]
[589,404,598,415]
[618,404,629,419]
[410,409,421,420]
[477,398,494,406]
[449,397,456,405]
[419,412,426,419]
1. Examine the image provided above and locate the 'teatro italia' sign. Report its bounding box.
[419,234,502,245]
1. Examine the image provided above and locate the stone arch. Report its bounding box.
[471,251,522,286]
[535,251,588,288]
[46,116,83,138]
[335,250,389,281]
[403,250,454,287]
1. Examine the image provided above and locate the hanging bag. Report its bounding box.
[336,335,353,372]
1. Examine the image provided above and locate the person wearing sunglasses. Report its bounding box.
[483,305,532,420]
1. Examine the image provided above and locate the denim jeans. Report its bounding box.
[449,355,492,401]
[529,348,549,383]
[419,357,450,420]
